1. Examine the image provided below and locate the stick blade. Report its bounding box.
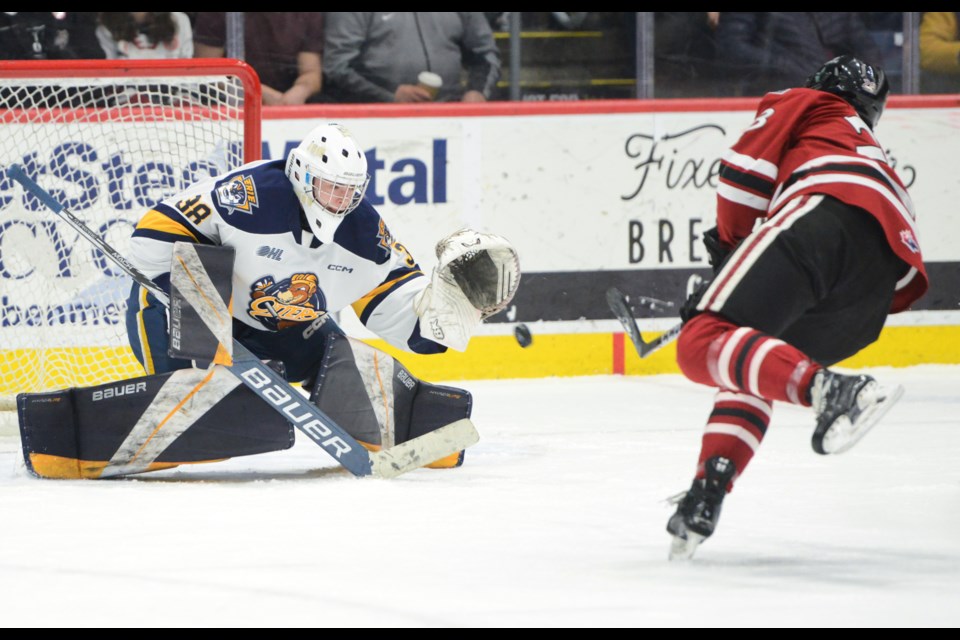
[606,287,682,359]
[605,286,627,315]
[371,418,480,479]
[606,287,648,353]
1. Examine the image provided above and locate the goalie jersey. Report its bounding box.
[129,159,444,358]
[716,88,928,312]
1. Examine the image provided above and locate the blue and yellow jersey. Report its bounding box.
[130,159,437,353]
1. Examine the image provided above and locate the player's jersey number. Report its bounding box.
[176,195,213,225]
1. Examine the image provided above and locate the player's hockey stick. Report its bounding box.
[6,164,478,479]
[606,287,682,358]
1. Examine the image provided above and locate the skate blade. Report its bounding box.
[669,532,705,561]
[822,383,904,454]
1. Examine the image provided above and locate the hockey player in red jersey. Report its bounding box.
[666,56,929,559]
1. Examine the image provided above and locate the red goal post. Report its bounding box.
[0,59,261,414]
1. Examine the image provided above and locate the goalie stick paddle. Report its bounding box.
[6,164,478,479]
[606,287,682,359]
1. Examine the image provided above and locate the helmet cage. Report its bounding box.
[285,122,370,219]
[302,158,370,218]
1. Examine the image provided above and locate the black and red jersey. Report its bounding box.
[716,87,927,312]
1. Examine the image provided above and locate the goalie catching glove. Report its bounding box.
[414,229,521,351]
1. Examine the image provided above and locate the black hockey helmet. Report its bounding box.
[804,55,889,130]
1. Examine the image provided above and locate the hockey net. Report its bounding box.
[0,59,261,432]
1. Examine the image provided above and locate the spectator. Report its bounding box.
[859,12,905,92]
[714,13,882,96]
[485,12,509,32]
[550,12,589,30]
[654,12,719,98]
[0,13,104,109]
[860,12,903,31]
[323,12,501,103]
[193,12,322,105]
[919,12,960,93]
[96,12,193,59]
[0,12,103,60]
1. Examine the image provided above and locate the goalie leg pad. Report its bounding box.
[309,334,471,468]
[126,282,194,376]
[18,368,295,479]
[408,381,472,469]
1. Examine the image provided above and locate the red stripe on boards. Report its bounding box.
[613,332,625,375]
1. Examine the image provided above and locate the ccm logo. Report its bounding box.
[92,382,147,401]
[239,367,352,458]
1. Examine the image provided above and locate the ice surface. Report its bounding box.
[1,365,957,627]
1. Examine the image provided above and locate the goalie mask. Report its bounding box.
[285,122,370,243]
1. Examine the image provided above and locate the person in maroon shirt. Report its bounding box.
[193,12,323,105]
[664,56,928,560]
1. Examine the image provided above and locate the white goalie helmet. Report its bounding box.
[285,122,370,243]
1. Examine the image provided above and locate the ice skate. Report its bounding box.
[666,456,736,561]
[809,369,904,455]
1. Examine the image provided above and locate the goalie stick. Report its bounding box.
[6,164,478,479]
[606,287,682,359]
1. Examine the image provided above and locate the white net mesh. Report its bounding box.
[0,62,258,414]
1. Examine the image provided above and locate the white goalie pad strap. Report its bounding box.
[414,274,482,352]
[434,229,521,320]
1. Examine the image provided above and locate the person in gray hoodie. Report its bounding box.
[322,12,501,103]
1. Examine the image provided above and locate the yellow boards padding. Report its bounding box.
[361,325,960,381]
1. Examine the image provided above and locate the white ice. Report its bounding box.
[1,364,958,628]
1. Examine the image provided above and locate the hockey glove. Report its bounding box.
[414,229,521,351]
[679,274,711,324]
[702,226,731,274]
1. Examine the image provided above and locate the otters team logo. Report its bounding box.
[375,218,416,267]
[248,272,326,330]
[215,175,259,215]
[376,218,395,257]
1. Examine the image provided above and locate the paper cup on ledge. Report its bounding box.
[417,71,442,100]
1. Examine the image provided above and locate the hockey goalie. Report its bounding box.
[15,122,520,479]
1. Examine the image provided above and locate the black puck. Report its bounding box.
[514,323,532,348]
